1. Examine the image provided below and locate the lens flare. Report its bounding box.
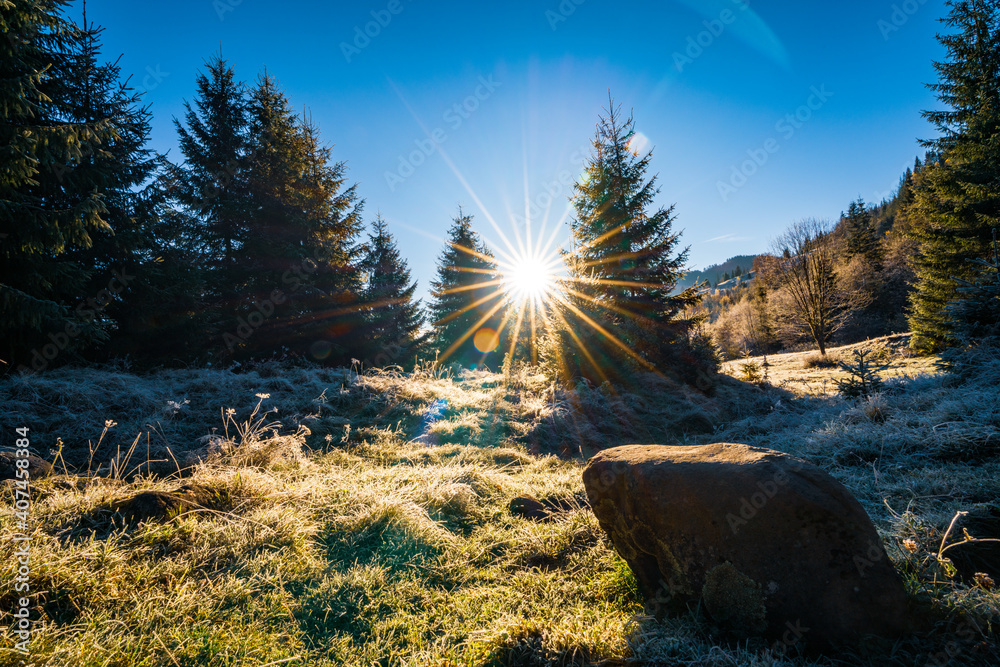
[310,340,333,361]
[473,327,500,353]
[627,131,650,156]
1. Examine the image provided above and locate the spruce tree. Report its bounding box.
[171,54,248,275]
[553,96,707,384]
[290,114,365,361]
[429,210,504,368]
[241,71,307,299]
[906,0,1000,352]
[297,116,364,301]
[167,53,249,343]
[62,11,200,366]
[747,279,780,354]
[359,215,428,367]
[0,0,141,368]
[950,228,1000,338]
[236,73,363,361]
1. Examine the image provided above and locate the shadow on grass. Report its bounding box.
[519,373,793,459]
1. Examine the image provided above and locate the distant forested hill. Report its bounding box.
[674,255,759,292]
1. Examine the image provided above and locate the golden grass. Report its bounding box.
[721,333,940,396]
[0,349,997,665]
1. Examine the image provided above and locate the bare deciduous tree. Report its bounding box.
[763,219,870,355]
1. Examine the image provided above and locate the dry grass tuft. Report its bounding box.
[801,352,839,369]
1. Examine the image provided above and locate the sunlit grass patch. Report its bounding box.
[1,354,998,664]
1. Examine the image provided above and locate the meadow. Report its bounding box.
[1,340,998,666]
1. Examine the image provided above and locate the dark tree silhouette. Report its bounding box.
[429,210,503,368]
[906,0,1000,352]
[359,215,429,367]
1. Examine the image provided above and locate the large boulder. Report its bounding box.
[583,443,910,650]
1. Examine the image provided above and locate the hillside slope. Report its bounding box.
[674,254,759,293]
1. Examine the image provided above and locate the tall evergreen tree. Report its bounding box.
[551,97,708,384]
[236,73,364,361]
[167,53,249,343]
[0,0,145,369]
[171,54,248,275]
[936,227,1000,376]
[359,215,428,367]
[429,210,504,368]
[107,195,206,365]
[906,0,1000,352]
[289,116,366,363]
[61,10,200,366]
[241,71,307,297]
[297,116,364,304]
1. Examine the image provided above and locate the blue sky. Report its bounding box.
[82,0,946,301]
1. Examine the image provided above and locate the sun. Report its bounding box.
[504,256,556,304]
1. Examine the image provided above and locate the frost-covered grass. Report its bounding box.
[722,334,939,396]
[0,351,998,666]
